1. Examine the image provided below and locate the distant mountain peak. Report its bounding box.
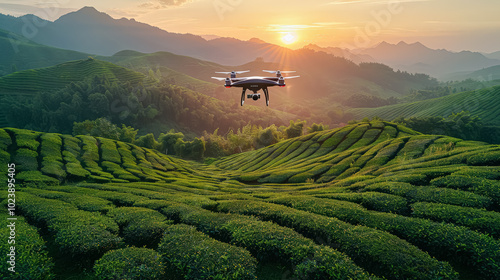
[248,37,267,44]
[56,6,112,22]
[79,6,99,13]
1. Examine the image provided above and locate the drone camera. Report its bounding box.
[252,94,261,101]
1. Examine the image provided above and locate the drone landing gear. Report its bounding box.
[241,88,246,106]
[263,88,269,106]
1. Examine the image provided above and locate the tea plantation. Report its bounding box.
[348,85,500,125]
[1,121,499,279]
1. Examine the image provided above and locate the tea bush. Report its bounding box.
[158,224,257,280]
[107,207,172,247]
[94,247,165,280]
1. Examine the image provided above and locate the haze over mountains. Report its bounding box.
[355,41,500,80]
[1,6,500,80]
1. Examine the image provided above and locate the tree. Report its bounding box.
[120,125,138,143]
[72,118,121,140]
[135,133,159,150]
[285,120,306,139]
[187,137,206,160]
[307,123,329,134]
[257,125,279,147]
[158,131,184,155]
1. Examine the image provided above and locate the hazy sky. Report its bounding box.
[1,0,500,52]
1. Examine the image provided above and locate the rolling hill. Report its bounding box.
[102,48,439,117]
[0,58,147,94]
[347,85,500,125]
[1,122,499,279]
[0,28,90,76]
[443,65,500,82]
[0,58,148,129]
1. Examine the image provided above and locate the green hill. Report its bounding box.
[348,85,500,125]
[0,28,90,76]
[103,50,225,82]
[443,65,500,82]
[1,123,499,279]
[0,58,147,94]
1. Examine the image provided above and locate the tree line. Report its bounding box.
[2,75,289,136]
[73,118,328,160]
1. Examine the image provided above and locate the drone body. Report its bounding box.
[212,70,299,106]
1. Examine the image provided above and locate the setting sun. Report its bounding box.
[281,32,298,45]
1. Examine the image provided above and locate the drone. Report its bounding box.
[212,70,300,106]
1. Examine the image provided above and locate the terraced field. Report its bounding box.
[348,85,500,125]
[1,122,499,279]
[0,58,147,94]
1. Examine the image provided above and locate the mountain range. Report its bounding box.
[0,6,294,65]
[354,41,500,79]
[2,6,499,80]
[303,44,375,64]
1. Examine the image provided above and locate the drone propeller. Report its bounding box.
[215,70,250,75]
[211,77,227,81]
[282,75,300,79]
[263,70,296,74]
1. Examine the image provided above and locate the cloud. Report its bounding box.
[266,23,346,32]
[107,8,142,18]
[159,0,191,6]
[327,0,431,5]
[139,0,193,9]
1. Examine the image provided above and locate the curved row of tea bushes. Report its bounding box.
[431,175,500,205]
[452,166,500,180]
[158,224,257,280]
[159,201,377,280]
[0,214,54,280]
[99,138,121,164]
[215,200,457,280]
[467,150,500,166]
[363,182,492,209]
[24,188,115,213]
[390,136,436,162]
[10,128,40,150]
[93,247,165,280]
[40,133,65,179]
[52,185,146,207]
[316,192,408,214]
[17,192,122,257]
[61,135,91,180]
[270,196,500,279]
[74,182,219,207]
[411,202,500,238]
[107,207,172,247]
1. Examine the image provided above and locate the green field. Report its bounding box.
[348,85,500,125]
[1,122,499,279]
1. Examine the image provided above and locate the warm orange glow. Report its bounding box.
[281,32,298,45]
